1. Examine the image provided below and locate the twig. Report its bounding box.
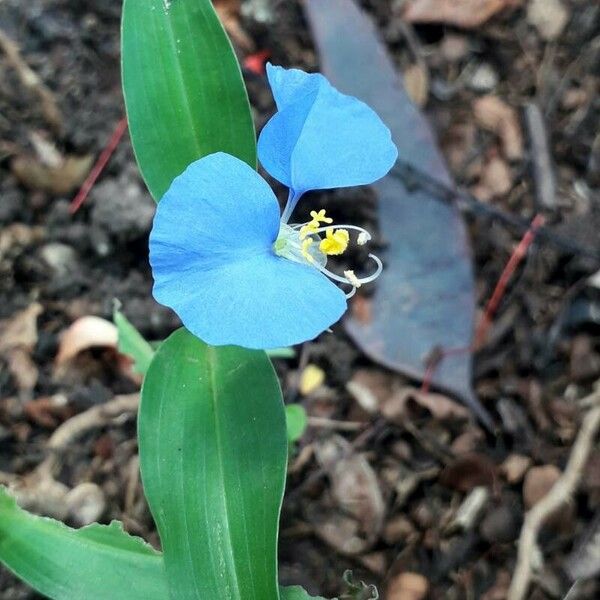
[37,393,139,478]
[524,103,557,211]
[392,161,600,262]
[0,29,62,132]
[70,117,128,213]
[508,391,600,600]
[307,416,365,431]
[474,214,545,348]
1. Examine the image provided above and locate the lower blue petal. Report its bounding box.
[153,251,347,349]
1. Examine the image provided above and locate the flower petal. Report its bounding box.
[150,151,347,348]
[154,251,347,349]
[150,152,280,275]
[258,64,398,197]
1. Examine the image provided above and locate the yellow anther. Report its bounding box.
[319,229,349,256]
[301,237,315,263]
[309,209,333,225]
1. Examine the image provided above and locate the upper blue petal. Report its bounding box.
[257,64,398,197]
[149,152,347,348]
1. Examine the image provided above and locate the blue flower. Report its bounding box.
[150,66,397,349]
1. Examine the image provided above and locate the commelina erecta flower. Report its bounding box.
[149,64,398,349]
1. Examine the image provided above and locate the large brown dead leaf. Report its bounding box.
[403,0,521,28]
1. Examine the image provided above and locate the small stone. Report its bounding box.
[480,503,521,544]
[468,63,499,92]
[500,454,532,484]
[38,242,78,277]
[527,0,569,41]
[91,177,154,241]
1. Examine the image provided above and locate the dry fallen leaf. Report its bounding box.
[381,386,470,423]
[6,349,38,392]
[472,155,513,201]
[403,0,521,29]
[0,303,43,392]
[440,453,497,492]
[474,95,524,160]
[387,572,429,600]
[404,63,429,107]
[346,368,395,414]
[0,224,44,263]
[11,154,93,195]
[527,0,569,41]
[55,316,118,365]
[212,0,255,51]
[0,303,42,353]
[312,435,385,554]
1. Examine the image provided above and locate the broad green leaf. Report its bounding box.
[280,586,328,600]
[0,487,168,600]
[285,404,308,443]
[114,308,155,375]
[122,0,256,200]
[139,328,288,599]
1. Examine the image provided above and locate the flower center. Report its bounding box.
[273,209,382,298]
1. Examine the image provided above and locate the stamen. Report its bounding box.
[275,209,382,297]
[301,238,315,263]
[357,231,369,245]
[313,224,372,245]
[319,229,349,255]
[309,209,333,225]
[344,270,361,288]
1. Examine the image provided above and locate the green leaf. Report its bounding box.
[139,328,288,599]
[0,487,168,600]
[280,586,329,600]
[122,0,256,201]
[114,308,155,375]
[285,404,308,443]
[267,347,297,359]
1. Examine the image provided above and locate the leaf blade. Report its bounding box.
[121,0,256,200]
[114,308,155,375]
[0,487,168,600]
[139,328,287,599]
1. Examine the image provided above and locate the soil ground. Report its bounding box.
[0,0,599,598]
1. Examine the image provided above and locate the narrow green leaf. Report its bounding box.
[122,0,256,200]
[280,586,329,600]
[285,404,308,443]
[0,487,168,600]
[139,328,288,599]
[114,308,155,375]
[267,347,297,359]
